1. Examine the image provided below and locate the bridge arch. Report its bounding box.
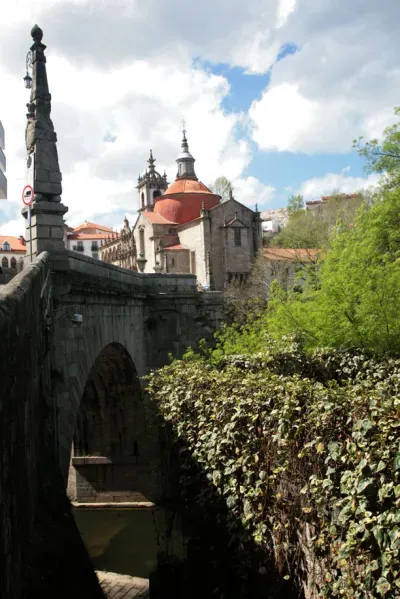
[67,342,157,504]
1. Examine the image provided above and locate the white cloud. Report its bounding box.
[233,176,275,208]
[298,171,380,202]
[0,218,25,237]
[277,0,297,28]
[0,25,253,231]
[249,0,400,153]
[249,83,317,151]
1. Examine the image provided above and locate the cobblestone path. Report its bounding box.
[97,570,149,598]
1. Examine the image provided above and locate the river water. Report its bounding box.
[73,507,183,579]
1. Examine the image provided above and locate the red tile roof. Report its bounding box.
[164,179,214,195]
[264,248,320,262]
[154,178,220,225]
[0,236,26,252]
[72,221,114,233]
[142,212,178,225]
[163,244,188,251]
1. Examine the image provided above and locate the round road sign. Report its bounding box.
[22,185,33,206]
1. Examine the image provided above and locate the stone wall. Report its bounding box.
[0,253,104,599]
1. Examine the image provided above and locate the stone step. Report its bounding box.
[97,570,149,598]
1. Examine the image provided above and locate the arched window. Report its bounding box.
[141,192,145,209]
[10,257,17,269]
[2,241,10,251]
[2,257,8,268]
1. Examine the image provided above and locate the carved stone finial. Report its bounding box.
[31,24,43,43]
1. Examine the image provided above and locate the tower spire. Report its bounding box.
[148,149,156,174]
[176,124,197,181]
[22,24,68,261]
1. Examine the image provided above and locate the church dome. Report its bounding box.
[154,179,220,224]
[153,130,221,224]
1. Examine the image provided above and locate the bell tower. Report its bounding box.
[136,150,168,211]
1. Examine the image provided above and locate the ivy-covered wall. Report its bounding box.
[147,341,400,598]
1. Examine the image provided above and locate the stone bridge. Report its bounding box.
[0,25,223,598]
[0,248,222,599]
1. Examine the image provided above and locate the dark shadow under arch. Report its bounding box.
[68,343,156,504]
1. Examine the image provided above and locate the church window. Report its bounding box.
[2,256,8,268]
[153,190,161,200]
[11,257,16,269]
[234,228,241,247]
[171,257,175,267]
[141,192,145,208]
[2,241,10,251]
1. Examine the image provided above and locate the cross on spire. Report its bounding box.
[182,119,186,136]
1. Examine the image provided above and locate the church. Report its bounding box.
[129,129,263,290]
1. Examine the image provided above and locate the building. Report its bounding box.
[261,208,288,234]
[100,216,137,270]
[306,193,362,215]
[0,121,7,199]
[0,236,26,275]
[132,130,263,290]
[263,247,320,294]
[65,221,115,259]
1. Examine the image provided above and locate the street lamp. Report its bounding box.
[23,51,32,89]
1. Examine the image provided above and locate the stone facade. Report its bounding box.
[100,216,137,270]
[0,236,25,274]
[66,220,114,259]
[132,134,263,289]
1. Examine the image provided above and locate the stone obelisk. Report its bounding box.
[22,24,68,262]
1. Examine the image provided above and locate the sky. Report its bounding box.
[0,0,398,236]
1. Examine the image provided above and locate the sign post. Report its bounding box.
[22,185,33,262]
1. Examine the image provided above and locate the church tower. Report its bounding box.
[137,150,168,211]
[176,127,198,181]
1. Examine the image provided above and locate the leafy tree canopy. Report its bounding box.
[209,176,233,202]
[287,193,304,213]
[354,105,400,189]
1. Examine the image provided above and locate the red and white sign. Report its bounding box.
[22,184,33,206]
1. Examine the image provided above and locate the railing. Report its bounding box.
[72,245,85,252]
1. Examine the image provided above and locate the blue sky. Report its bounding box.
[0,0,396,233]
[200,55,368,207]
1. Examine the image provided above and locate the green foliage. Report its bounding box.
[147,342,400,597]
[209,176,233,202]
[271,208,327,249]
[287,194,304,213]
[354,106,400,189]
[267,186,400,353]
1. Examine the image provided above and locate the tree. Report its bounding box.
[272,190,364,250]
[353,106,400,189]
[287,193,304,213]
[209,176,233,202]
[267,185,400,353]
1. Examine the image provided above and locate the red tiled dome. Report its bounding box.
[154,179,220,224]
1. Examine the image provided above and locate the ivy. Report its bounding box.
[147,342,400,598]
